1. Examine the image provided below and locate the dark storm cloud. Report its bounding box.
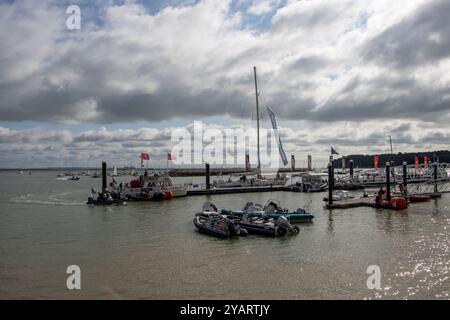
[313,130,417,147]
[306,84,450,123]
[363,0,450,69]
[315,132,386,147]
[95,88,249,123]
[1,79,249,123]
[421,131,450,144]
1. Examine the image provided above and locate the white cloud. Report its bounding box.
[0,0,449,166]
[248,0,279,16]
[2,0,448,123]
[0,119,449,168]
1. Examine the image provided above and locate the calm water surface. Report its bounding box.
[0,171,449,299]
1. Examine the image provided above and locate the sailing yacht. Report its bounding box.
[213,67,288,188]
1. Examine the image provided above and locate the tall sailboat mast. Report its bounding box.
[253,66,261,172]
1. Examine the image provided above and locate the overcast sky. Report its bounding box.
[1,0,449,168]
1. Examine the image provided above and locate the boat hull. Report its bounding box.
[126,192,165,201]
[408,195,431,202]
[235,221,276,236]
[221,209,314,222]
[87,198,126,205]
[193,216,230,238]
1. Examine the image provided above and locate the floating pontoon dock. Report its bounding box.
[187,185,287,196]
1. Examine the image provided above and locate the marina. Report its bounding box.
[1,169,449,299]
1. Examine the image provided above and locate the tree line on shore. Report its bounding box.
[333,150,450,169]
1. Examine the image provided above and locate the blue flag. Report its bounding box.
[266,107,288,166]
[331,146,339,155]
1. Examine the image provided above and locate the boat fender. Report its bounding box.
[163,190,174,200]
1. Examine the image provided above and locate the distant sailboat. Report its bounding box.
[113,166,118,176]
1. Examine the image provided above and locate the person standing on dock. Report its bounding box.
[375,188,385,206]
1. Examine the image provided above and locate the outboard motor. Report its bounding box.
[242,202,254,212]
[202,202,218,212]
[275,216,299,235]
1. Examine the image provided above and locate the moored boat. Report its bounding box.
[228,214,299,237]
[213,174,288,189]
[87,193,126,205]
[373,197,408,210]
[194,203,247,238]
[221,200,314,222]
[87,198,127,205]
[323,190,352,202]
[124,172,187,199]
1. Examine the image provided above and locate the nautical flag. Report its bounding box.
[266,107,288,166]
[167,153,176,161]
[140,153,150,160]
[331,146,339,155]
[374,155,379,170]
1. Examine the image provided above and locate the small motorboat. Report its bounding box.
[290,181,327,193]
[229,214,299,237]
[194,202,247,238]
[70,176,80,181]
[263,200,314,222]
[323,190,352,202]
[87,193,126,205]
[221,200,314,222]
[373,197,407,210]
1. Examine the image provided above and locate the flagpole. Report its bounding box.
[330,146,333,163]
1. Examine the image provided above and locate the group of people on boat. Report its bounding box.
[375,187,387,206]
[373,184,409,210]
[89,191,122,202]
